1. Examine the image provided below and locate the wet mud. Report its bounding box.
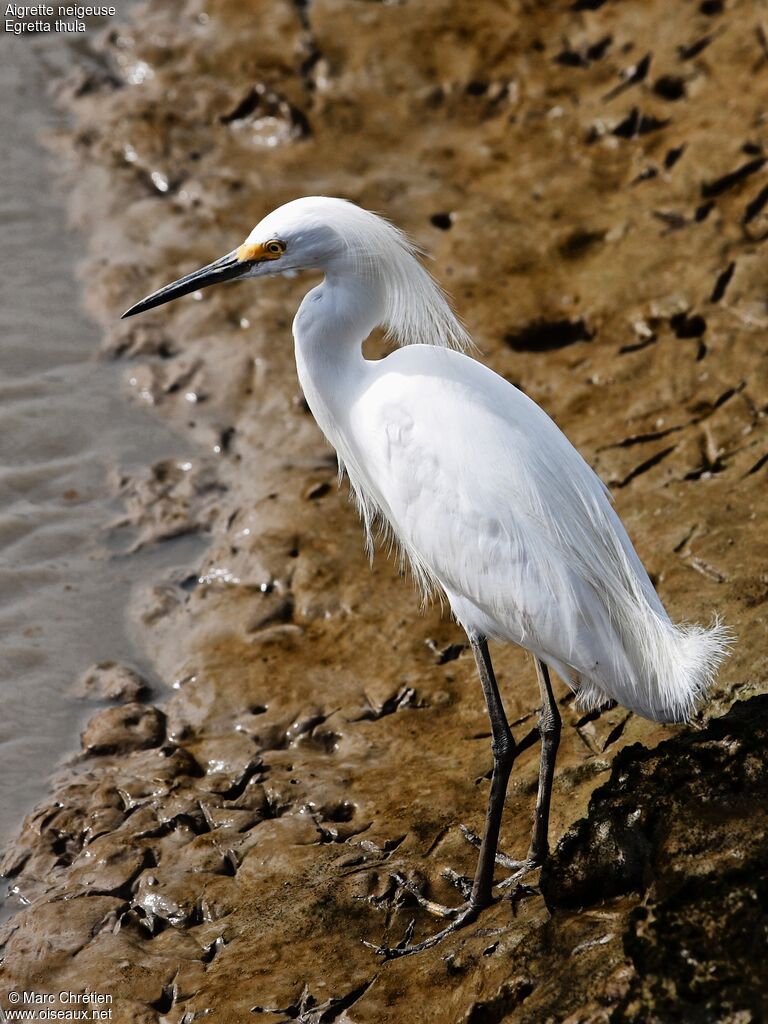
[2,0,767,1021]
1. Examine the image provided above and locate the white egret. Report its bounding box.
[123,196,731,956]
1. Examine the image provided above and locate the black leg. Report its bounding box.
[365,634,521,958]
[527,657,561,864]
[467,633,516,906]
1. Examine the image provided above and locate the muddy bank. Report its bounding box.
[1,0,767,1021]
[0,19,204,845]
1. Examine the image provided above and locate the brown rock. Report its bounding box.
[81,704,166,755]
[73,661,148,702]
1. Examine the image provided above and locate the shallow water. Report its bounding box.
[0,29,201,846]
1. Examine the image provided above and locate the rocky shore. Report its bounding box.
[1,1,766,1021]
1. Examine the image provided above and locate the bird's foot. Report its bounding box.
[387,871,468,919]
[363,902,481,959]
[494,861,540,893]
[384,828,540,922]
[391,872,462,921]
[458,824,529,872]
[364,867,539,959]
[363,826,545,959]
[459,825,543,889]
[442,867,473,901]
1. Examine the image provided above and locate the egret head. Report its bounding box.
[122,197,367,319]
[121,197,471,352]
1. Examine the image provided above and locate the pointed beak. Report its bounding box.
[121,249,252,318]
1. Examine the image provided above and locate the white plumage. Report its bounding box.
[272,197,729,724]
[124,195,732,954]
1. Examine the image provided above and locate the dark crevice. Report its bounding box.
[695,200,715,221]
[306,481,331,500]
[150,986,175,1014]
[575,702,618,729]
[174,811,211,836]
[615,446,677,488]
[710,261,735,302]
[743,183,768,224]
[599,425,683,451]
[555,36,612,67]
[602,718,629,751]
[619,336,656,355]
[664,144,686,169]
[430,212,454,230]
[504,318,593,352]
[678,35,713,60]
[353,686,423,722]
[683,451,727,480]
[218,758,264,801]
[1,850,31,879]
[673,524,698,553]
[313,820,370,845]
[745,451,768,476]
[436,642,465,664]
[603,53,651,100]
[201,935,226,964]
[612,108,670,138]
[426,638,467,663]
[713,381,746,408]
[653,209,687,232]
[701,157,766,199]
[516,727,540,758]
[463,978,535,1023]
[586,36,612,61]
[559,229,605,258]
[292,0,310,31]
[632,167,658,186]
[248,596,294,632]
[252,978,376,1022]
[219,84,311,139]
[209,850,239,877]
[554,48,586,67]
[653,75,686,101]
[218,426,236,453]
[670,312,706,338]
[298,45,322,92]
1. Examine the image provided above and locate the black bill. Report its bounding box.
[121,249,250,318]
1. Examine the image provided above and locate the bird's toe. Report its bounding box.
[390,871,462,919]
[441,866,473,900]
[459,823,526,871]
[364,905,480,959]
[494,860,541,893]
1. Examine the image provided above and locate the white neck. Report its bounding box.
[292,270,384,449]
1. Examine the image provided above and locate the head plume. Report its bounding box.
[255,196,473,352]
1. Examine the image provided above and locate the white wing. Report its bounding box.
[344,345,674,711]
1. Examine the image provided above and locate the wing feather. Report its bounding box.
[345,346,667,695]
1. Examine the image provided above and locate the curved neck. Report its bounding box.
[292,271,384,445]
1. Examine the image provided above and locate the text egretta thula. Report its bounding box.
[123,196,731,956]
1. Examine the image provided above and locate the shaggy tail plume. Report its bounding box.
[577,615,735,724]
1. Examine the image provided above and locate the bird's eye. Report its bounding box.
[265,240,285,257]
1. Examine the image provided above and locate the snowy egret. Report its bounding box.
[123,196,731,956]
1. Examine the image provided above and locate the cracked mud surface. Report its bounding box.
[1,0,767,1021]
